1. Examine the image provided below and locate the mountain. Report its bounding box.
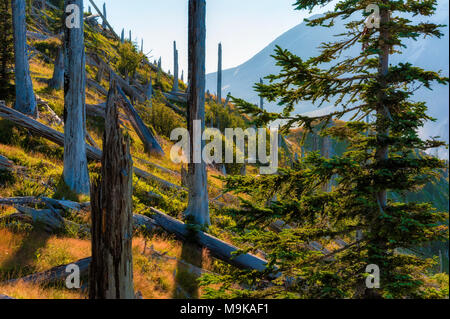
[206,0,450,158]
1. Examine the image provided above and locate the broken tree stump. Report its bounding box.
[48,46,64,90]
[63,0,90,195]
[90,80,135,299]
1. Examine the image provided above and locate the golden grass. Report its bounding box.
[0,228,215,299]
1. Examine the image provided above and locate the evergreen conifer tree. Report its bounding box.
[201,0,449,299]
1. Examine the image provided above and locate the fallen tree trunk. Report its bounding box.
[0,194,269,274]
[116,85,164,156]
[90,80,135,299]
[0,104,102,161]
[86,78,107,96]
[148,207,268,272]
[5,257,91,286]
[0,104,184,191]
[163,92,187,104]
[161,96,186,116]
[0,196,88,211]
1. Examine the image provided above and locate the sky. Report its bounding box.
[84,0,337,75]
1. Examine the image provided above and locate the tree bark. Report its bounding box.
[217,42,222,104]
[185,0,210,226]
[63,0,90,195]
[48,46,64,90]
[90,79,135,299]
[12,0,37,117]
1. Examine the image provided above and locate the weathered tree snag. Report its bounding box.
[181,70,184,83]
[129,30,131,42]
[63,0,90,195]
[157,57,162,82]
[145,74,153,102]
[224,92,231,107]
[150,207,267,271]
[0,104,99,160]
[88,0,120,40]
[120,28,124,43]
[90,80,135,299]
[172,41,179,92]
[87,78,107,96]
[12,0,37,117]
[185,0,210,226]
[116,85,164,156]
[48,46,64,90]
[101,2,107,29]
[14,205,89,235]
[217,42,222,104]
[95,64,103,83]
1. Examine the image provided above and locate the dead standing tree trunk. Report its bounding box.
[217,42,222,104]
[172,41,179,92]
[185,0,209,226]
[90,79,135,299]
[48,46,64,90]
[63,0,90,194]
[12,0,37,117]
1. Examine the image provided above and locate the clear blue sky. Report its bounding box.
[84,0,336,74]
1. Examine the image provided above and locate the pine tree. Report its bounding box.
[201,0,449,299]
[0,0,14,100]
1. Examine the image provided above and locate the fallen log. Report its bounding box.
[88,0,120,40]
[148,207,268,272]
[161,95,186,116]
[0,104,102,161]
[116,85,165,156]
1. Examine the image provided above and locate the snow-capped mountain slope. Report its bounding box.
[207,0,449,157]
